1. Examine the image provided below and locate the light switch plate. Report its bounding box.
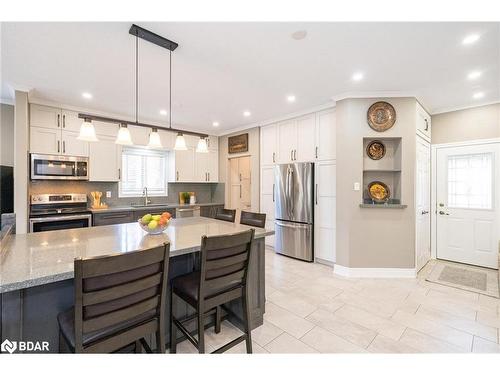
[106,191,112,198]
[354,182,360,191]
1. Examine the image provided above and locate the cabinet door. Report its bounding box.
[94,121,120,137]
[314,161,336,263]
[207,150,219,182]
[194,151,209,182]
[416,104,431,141]
[260,124,278,165]
[61,131,89,157]
[93,211,134,226]
[174,148,195,182]
[260,166,276,247]
[89,135,120,181]
[30,126,61,154]
[277,120,297,163]
[315,109,336,161]
[207,136,218,150]
[296,114,316,162]
[30,104,61,129]
[61,110,83,132]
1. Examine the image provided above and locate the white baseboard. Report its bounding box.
[333,264,416,278]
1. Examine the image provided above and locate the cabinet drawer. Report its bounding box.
[93,211,134,226]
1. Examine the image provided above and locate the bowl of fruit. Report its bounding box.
[138,211,172,235]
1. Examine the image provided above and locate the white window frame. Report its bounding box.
[119,147,169,197]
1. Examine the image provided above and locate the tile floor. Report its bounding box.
[174,248,500,353]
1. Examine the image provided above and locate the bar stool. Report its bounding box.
[57,243,170,353]
[214,208,236,223]
[169,229,255,354]
[240,211,266,228]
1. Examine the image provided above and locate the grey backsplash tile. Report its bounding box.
[29,181,225,207]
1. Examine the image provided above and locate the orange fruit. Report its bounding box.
[162,212,172,219]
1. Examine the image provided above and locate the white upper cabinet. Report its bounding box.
[170,148,195,182]
[94,121,120,137]
[207,150,219,182]
[296,114,316,162]
[30,104,61,129]
[89,135,120,182]
[416,102,431,141]
[315,109,336,161]
[61,131,89,157]
[194,151,210,182]
[61,110,83,132]
[29,127,61,154]
[207,136,218,150]
[277,120,297,163]
[261,124,278,165]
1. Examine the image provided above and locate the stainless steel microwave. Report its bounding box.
[30,154,89,180]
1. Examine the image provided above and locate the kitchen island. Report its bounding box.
[0,217,273,353]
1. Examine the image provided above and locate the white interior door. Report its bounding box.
[416,137,431,271]
[436,143,500,269]
[228,156,252,222]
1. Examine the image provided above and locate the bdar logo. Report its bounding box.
[1,339,17,354]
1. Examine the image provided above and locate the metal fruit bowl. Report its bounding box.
[138,219,170,235]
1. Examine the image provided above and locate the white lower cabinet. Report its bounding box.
[89,136,120,182]
[260,166,276,247]
[314,161,336,263]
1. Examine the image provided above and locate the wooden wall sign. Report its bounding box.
[228,133,249,154]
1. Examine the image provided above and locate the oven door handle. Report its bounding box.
[29,214,92,223]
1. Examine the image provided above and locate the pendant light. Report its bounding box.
[77,118,98,142]
[116,123,133,145]
[174,132,187,150]
[196,137,208,153]
[148,128,162,148]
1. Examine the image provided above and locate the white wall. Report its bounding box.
[1,103,15,166]
[14,91,29,233]
[218,127,260,212]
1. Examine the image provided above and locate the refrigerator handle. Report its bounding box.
[272,183,275,202]
[315,184,318,205]
[288,167,294,217]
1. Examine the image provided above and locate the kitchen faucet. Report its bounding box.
[142,187,151,206]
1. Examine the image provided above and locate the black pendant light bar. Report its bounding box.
[77,113,208,138]
[129,24,178,51]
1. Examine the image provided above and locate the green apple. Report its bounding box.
[152,214,162,221]
[141,214,152,224]
[148,220,158,230]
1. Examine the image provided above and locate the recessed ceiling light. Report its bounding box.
[472,92,484,99]
[243,111,251,117]
[467,71,482,80]
[287,95,296,103]
[212,121,219,127]
[462,34,480,45]
[291,30,307,40]
[159,109,168,116]
[82,92,92,99]
[352,72,364,82]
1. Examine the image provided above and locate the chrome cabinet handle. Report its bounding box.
[176,171,179,181]
[63,141,66,153]
[57,140,60,153]
[118,168,121,180]
[208,172,210,181]
[63,114,66,128]
[315,146,318,159]
[315,184,318,205]
[240,185,242,198]
[424,119,429,131]
[272,152,275,163]
[293,149,297,160]
[57,114,60,128]
[438,211,449,216]
[290,150,293,161]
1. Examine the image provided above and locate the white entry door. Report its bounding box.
[436,143,500,269]
[416,137,431,272]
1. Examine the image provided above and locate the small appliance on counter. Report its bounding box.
[90,191,108,209]
[29,193,92,232]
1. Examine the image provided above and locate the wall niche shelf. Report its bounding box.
[362,137,403,206]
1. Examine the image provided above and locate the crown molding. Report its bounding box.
[0,97,15,105]
[430,100,500,116]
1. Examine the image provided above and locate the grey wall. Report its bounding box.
[336,97,417,269]
[29,181,224,206]
[218,127,260,212]
[1,104,14,166]
[432,103,500,144]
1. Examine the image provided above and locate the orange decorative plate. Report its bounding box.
[367,181,390,203]
[367,101,396,132]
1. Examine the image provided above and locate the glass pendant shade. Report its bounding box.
[196,137,208,153]
[77,119,98,142]
[148,128,163,148]
[174,133,187,151]
[115,124,133,145]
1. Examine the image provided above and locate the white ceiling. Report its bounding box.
[1,22,499,135]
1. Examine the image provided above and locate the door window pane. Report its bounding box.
[448,153,493,209]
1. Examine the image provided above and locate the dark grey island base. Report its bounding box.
[0,218,271,353]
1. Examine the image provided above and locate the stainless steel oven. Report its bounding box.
[30,154,89,180]
[29,194,91,232]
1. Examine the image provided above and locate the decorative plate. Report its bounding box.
[366,140,386,160]
[367,181,390,203]
[367,101,396,132]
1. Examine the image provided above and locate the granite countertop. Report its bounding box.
[89,202,225,213]
[0,217,274,293]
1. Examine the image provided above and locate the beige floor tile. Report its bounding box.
[398,328,467,353]
[317,299,345,314]
[264,332,318,353]
[392,310,473,350]
[334,291,398,318]
[407,289,478,320]
[416,305,498,342]
[225,340,269,354]
[300,326,367,353]
[205,320,243,350]
[476,310,500,329]
[367,334,422,353]
[472,336,500,353]
[334,304,406,340]
[251,320,284,347]
[306,308,377,348]
[267,290,318,318]
[171,339,216,354]
[264,302,315,339]
[478,294,500,310]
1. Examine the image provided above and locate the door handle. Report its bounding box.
[421,210,429,215]
[424,119,429,131]
[438,211,449,216]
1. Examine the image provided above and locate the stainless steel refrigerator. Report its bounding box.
[274,162,314,262]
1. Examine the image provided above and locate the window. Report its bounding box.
[447,153,493,209]
[119,147,169,197]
